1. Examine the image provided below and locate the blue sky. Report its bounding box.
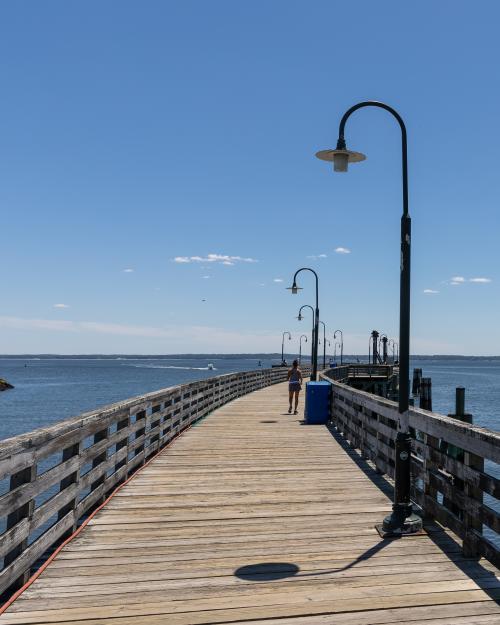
[1,1,499,354]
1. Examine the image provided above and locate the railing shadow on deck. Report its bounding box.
[321,370,500,567]
[328,412,500,605]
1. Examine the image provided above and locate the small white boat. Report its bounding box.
[207,363,214,370]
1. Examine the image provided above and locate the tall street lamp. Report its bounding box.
[297,305,315,368]
[334,341,342,363]
[288,268,320,381]
[316,100,421,535]
[389,339,399,364]
[299,334,308,365]
[281,331,292,366]
[334,329,344,365]
[319,321,327,368]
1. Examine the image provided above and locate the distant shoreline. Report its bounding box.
[1,354,500,361]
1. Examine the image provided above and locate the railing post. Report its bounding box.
[58,442,81,533]
[4,464,37,587]
[115,415,130,475]
[91,426,109,501]
[134,410,146,459]
[463,446,484,557]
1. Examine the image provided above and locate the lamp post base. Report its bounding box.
[376,504,423,538]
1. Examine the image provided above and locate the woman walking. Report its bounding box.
[287,359,303,414]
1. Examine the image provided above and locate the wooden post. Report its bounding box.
[412,368,422,396]
[134,410,146,459]
[115,415,130,476]
[149,404,161,455]
[423,432,440,518]
[4,464,37,587]
[420,378,432,411]
[91,427,109,500]
[58,442,81,532]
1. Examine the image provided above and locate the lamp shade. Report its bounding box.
[315,148,366,173]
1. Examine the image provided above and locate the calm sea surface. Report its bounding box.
[0,356,499,440]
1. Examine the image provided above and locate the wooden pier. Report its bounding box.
[2,377,500,624]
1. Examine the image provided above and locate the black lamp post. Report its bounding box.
[334,341,341,363]
[288,268,320,381]
[334,329,343,365]
[388,339,395,363]
[316,100,421,535]
[281,331,291,366]
[319,321,327,369]
[299,334,308,365]
[380,334,389,364]
[297,305,315,368]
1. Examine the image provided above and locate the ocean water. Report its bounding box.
[0,356,499,441]
[0,356,279,440]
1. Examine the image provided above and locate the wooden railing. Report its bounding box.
[322,365,350,382]
[320,373,500,567]
[0,366,308,596]
[347,364,393,379]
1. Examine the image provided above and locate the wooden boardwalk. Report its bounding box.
[3,381,500,624]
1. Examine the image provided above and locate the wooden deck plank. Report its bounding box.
[2,381,500,624]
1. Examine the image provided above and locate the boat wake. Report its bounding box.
[127,364,217,371]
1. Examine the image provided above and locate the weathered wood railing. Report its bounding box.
[0,366,309,596]
[347,364,393,378]
[321,371,500,567]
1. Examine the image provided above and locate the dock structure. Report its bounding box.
[2,369,500,623]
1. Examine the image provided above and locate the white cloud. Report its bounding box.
[173,253,257,265]
[423,289,439,294]
[307,254,328,260]
[53,304,70,309]
[123,268,134,273]
[335,247,351,254]
[273,278,284,283]
[202,275,210,279]
[448,276,492,286]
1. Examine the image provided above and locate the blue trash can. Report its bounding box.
[305,381,331,424]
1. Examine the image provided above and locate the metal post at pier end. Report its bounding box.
[371,330,380,364]
[319,321,327,368]
[316,101,422,535]
[299,334,308,365]
[380,334,388,364]
[297,305,315,366]
[287,268,320,380]
[281,331,292,366]
[389,339,396,364]
[334,329,343,365]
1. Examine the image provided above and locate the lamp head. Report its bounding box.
[287,281,302,294]
[297,313,303,321]
[315,138,366,173]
